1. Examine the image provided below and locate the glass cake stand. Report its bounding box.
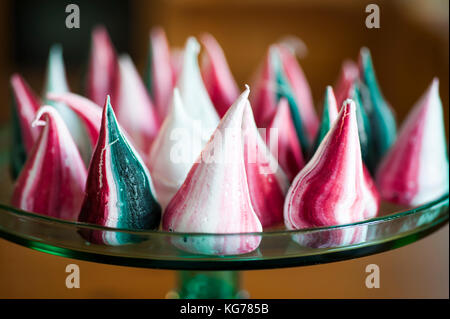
[0,128,448,298]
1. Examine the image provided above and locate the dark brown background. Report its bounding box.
[0,0,448,298]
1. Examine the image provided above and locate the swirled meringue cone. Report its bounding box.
[349,83,372,168]
[148,88,204,209]
[267,98,305,181]
[359,47,397,171]
[250,46,313,157]
[10,74,41,179]
[311,86,339,155]
[145,27,175,120]
[163,87,262,256]
[170,47,184,84]
[243,101,290,227]
[176,37,219,138]
[47,92,149,162]
[277,43,318,141]
[376,79,449,206]
[12,106,87,221]
[78,96,161,245]
[115,55,160,153]
[335,60,359,108]
[285,100,379,238]
[200,33,239,117]
[44,44,92,165]
[86,26,119,107]
[47,92,102,148]
[249,47,277,127]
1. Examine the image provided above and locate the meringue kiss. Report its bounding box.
[163,87,262,255]
[78,97,161,245]
[148,88,204,209]
[10,74,41,179]
[251,45,314,156]
[115,55,160,153]
[46,92,102,148]
[86,26,119,107]
[176,37,220,138]
[145,27,175,120]
[376,79,449,206]
[12,106,87,220]
[243,101,290,227]
[311,86,339,155]
[284,100,379,231]
[200,33,239,117]
[267,98,305,181]
[359,47,396,170]
[44,44,91,164]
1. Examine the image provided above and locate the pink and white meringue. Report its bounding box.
[115,55,160,152]
[376,79,449,206]
[78,96,161,245]
[250,45,316,155]
[145,27,175,120]
[335,60,359,108]
[284,99,379,231]
[267,98,305,181]
[148,89,205,209]
[86,26,119,107]
[311,86,339,156]
[12,106,87,220]
[200,33,239,117]
[44,44,92,165]
[163,87,262,255]
[176,37,219,138]
[243,101,290,227]
[10,74,41,178]
[46,92,102,148]
[277,44,318,141]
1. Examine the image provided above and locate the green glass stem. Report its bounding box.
[175,270,242,299]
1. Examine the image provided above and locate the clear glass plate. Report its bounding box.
[0,128,448,270]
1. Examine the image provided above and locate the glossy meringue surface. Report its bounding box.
[78,97,161,245]
[201,33,239,118]
[12,106,87,221]
[376,79,449,206]
[163,87,262,255]
[285,100,379,231]
[176,37,220,139]
[10,74,41,179]
[359,48,397,171]
[148,89,204,209]
[145,27,175,121]
[267,98,305,181]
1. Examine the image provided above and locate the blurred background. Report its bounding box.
[0,0,448,298]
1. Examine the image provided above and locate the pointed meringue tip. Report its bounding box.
[102,95,113,117]
[200,32,213,43]
[431,77,440,92]
[118,53,132,63]
[10,73,22,87]
[92,24,107,35]
[360,46,370,57]
[49,44,63,60]
[32,105,56,127]
[186,37,201,55]
[342,98,356,112]
[244,84,250,92]
[277,35,308,58]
